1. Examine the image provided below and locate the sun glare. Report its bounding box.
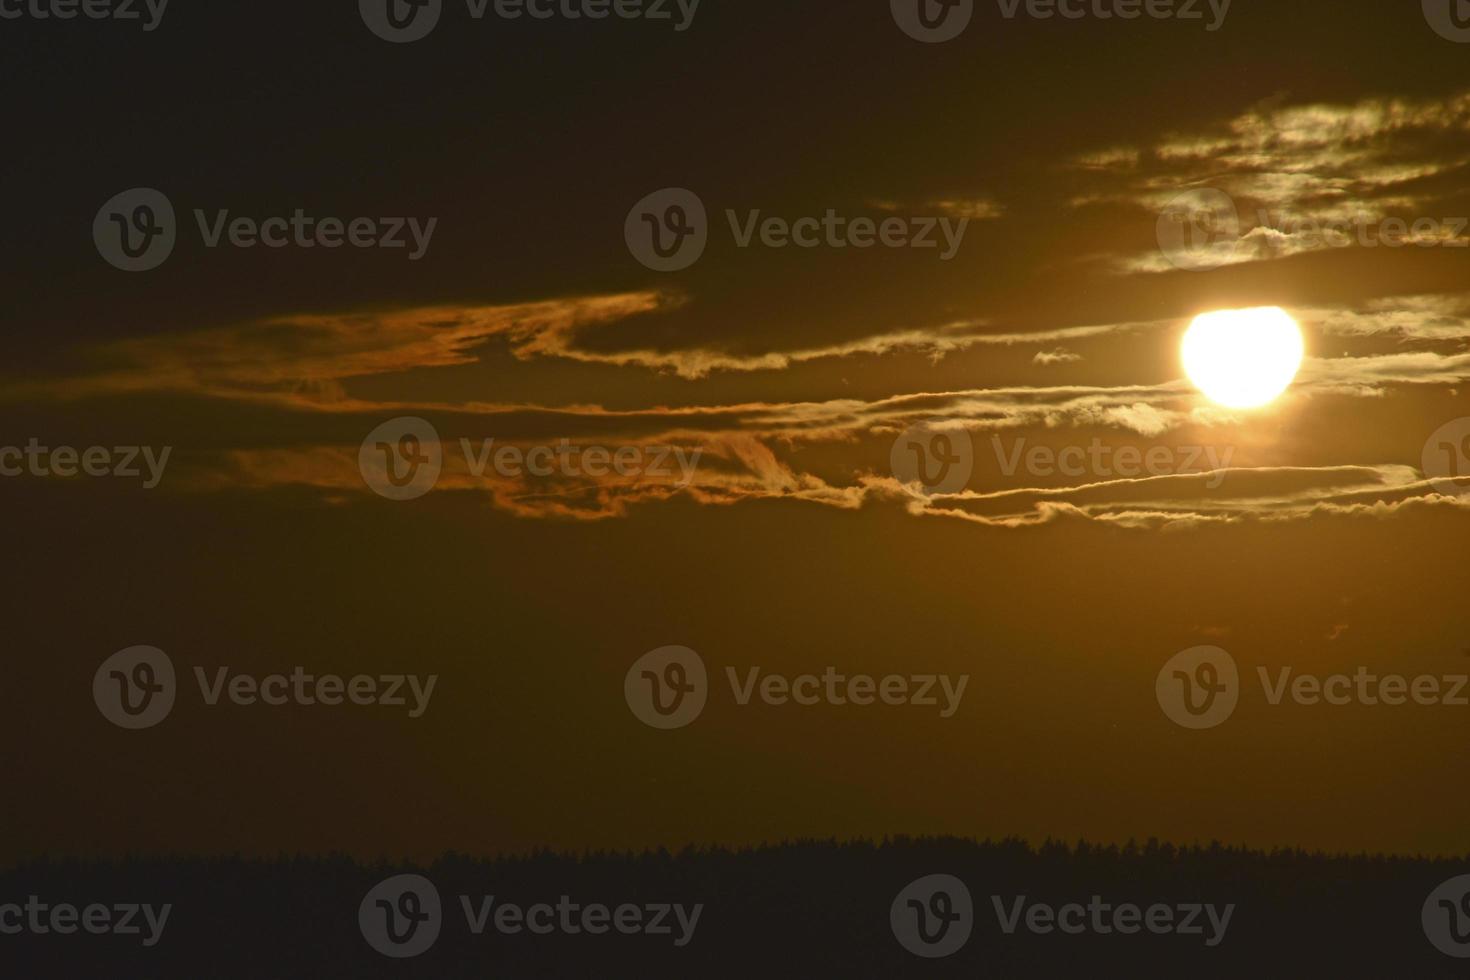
[1181,307,1304,409]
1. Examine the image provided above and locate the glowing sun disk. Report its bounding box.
[1181,307,1304,409]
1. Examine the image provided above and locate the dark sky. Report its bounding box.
[3,0,1469,863]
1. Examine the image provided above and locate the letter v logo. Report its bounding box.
[892,0,974,42]
[362,0,442,42]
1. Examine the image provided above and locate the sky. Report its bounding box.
[3,0,1470,863]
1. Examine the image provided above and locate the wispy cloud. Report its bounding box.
[12,287,1470,531]
[1071,90,1470,272]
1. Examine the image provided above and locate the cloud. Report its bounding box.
[869,197,1005,220]
[4,292,670,404]
[4,295,1181,400]
[11,282,1470,533]
[877,464,1470,531]
[1299,350,1470,395]
[1071,90,1470,272]
[1303,294,1470,342]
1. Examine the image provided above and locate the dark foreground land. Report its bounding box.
[2,837,1467,978]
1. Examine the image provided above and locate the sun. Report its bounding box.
[1181,307,1304,409]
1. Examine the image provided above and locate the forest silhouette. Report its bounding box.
[3,836,1466,977]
